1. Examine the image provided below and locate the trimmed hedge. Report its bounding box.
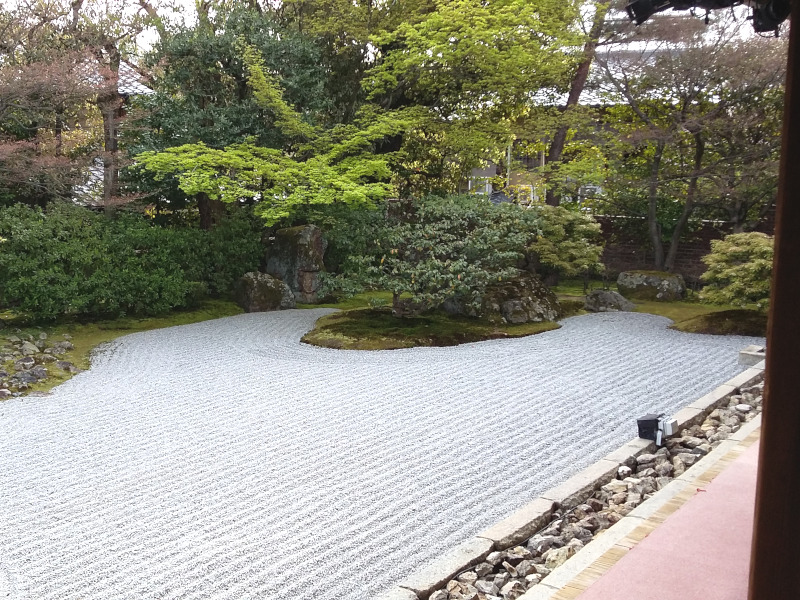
[0,203,262,320]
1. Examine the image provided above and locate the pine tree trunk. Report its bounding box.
[545,0,610,206]
[648,140,666,270]
[197,192,225,230]
[665,133,704,271]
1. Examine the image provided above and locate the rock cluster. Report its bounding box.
[617,271,686,302]
[435,379,763,600]
[584,290,635,313]
[1,333,80,398]
[443,272,561,325]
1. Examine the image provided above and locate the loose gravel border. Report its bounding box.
[0,310,764,600]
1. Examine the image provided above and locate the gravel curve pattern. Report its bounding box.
[0,310,764,600]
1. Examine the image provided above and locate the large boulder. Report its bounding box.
[265,225,327,303]
[585,289,635,312]
[617,271,686,301]
[444,272,561,324]
[233,272,295,312]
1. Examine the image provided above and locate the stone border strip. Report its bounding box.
[518,414,762,600]
[375,360,765,600]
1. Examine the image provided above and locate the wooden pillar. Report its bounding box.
[749,3,800,598]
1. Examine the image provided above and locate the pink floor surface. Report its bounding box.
[577,442,759,600]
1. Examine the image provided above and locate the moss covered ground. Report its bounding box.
[301,308,560,350]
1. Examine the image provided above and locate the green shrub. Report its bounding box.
[0,203,263,321]
[168,209,264,295]
[700,232,773,310]
[325,195,604,317]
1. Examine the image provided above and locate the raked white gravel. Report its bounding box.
[0,310,763,600]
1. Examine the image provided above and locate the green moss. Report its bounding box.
[301,308,560,350]
[2,300,243,396]
[297,291,399,310]
[670,309,767,336]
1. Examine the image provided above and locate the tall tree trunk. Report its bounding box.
[648,140,666,270]
[197,192,225,230]
[54,106,63,157]
[98,94,123,210]
[665,133,704,271]
[545,0,610,206]
[95,44,122,214]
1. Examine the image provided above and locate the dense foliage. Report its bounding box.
[0,204,262,320]
[700,232,773,310]
[327,196,603,316]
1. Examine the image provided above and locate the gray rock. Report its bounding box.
[586,498,605,512]
[735,404,752,413]
[53,340,74,351]
[502,561,518,577]
[30,366,48,380]
[12,371,38,384]
[527,534,559,555]
[475,580,499,596]
[602,479,628,494]
[457,571,478,585]
[681,436,705,449]
[20,341,39,356]
[584,289,635,312]
[14,357,35,370]
[675,452,698,467]
[655,461,674,477]
[500,581,526,599]
[616,271,686,301]
[233,272,296,312]
[576,516,601,532]
[543,546,576,570]
[443,272,561,324]
[636,453,657,465]
[6,335,21,343]
[265,225,328,303]
[38,332,47,340]
[0,389,11,399]
[525,573,542,587]
[514,560,536,578]
[55,361,80,374]
[429,591,448,600]
[474,562,494,577]
[485,551,504,566]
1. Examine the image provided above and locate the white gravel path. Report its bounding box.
[0,310,763,600]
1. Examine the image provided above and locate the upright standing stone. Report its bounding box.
[265,225,328,304]
[233,272,296,312]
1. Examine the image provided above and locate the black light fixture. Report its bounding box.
[624,0,791,33]
[752,0,792,33]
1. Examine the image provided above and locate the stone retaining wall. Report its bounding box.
[376,361,766,600]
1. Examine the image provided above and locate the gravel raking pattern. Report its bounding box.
[0,310,764,600]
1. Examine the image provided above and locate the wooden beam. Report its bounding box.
[749,3,800,598]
